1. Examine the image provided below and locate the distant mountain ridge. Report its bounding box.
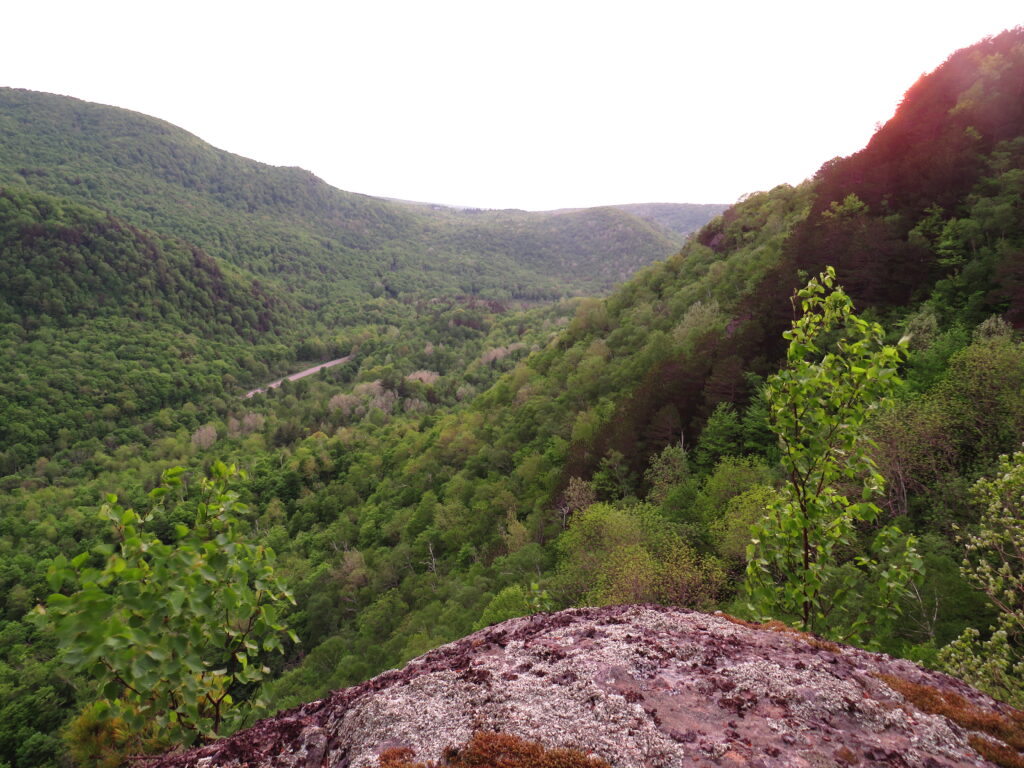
[0,88,723,305]
[611,202,730,238]
[399,198,729,242]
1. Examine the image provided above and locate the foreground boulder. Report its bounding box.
[154,605,1024,768]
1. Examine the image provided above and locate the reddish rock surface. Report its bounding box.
[153,605,1023,767]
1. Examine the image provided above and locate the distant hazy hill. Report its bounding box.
[0,89,719,304]
[613,202,729,238]
[411,203,701,288]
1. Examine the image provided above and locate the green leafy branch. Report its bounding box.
[745,266,922,643]
[36,461,297,750]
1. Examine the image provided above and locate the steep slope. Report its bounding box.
[784,28,1024,314]
[0,89,704,302]
[154,606,1023,768]
[241,26,1024,719]
[577,25,1024,484]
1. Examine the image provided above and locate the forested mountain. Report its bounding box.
[3,27,1024,768]
[0,88,694,307]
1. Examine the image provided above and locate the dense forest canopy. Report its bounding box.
[2,26,1024,768]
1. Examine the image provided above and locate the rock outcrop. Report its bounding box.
[153,605,1024,768]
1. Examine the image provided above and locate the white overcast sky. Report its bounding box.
[2,1,1021,210]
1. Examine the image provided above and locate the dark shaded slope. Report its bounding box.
[625,27,1024,473]
[573,30,1024,489]
[787,27,1024,311]
[0,187,283,337]
[598,27,1024,489]
[0,187,294,471]
[484,27,1024,499]
[818,30,1024,217]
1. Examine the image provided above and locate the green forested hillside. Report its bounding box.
[0,185,299,474]
[410,204,700,290]
[4,27,1024,768]
[0,88,691,305]
[0,186,285,332]
[0,89,723,476]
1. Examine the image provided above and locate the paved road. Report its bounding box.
[244,355,353,398]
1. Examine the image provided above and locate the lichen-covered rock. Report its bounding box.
[152,605,1024,768]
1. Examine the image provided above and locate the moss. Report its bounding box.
[833,745,858,765]
[970,735,1024,768]
[64,700,172,768]
[376,731,613,768]
[877,673,1024,768]
[716,613,841,652]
